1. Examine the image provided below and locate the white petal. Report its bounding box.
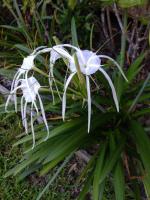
[21,96,24,125]
[52,46,72,61]
[23,101,28,133]
[62,72,76,121]
[35,47,52,56]
[5,94,12,112]
[86,76,91,133]
[31,103,35,149]
[37,93,50,141]
[11,70,20,91]
[20,55,35,72]
[56,44,80,52]
[11,71,22,112]
[99,67,119,112]
[31,46,47,56]
[98,55,128,82]
[48,70,55,104]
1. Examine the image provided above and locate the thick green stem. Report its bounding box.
[33,66,49,78]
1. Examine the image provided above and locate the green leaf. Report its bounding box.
[77,151,97,183]
[99,138,125,185]
[71,17,79,47]
[36,154,72,200]
[130,121,150,181]
[77,171,93,200]
[114,161,125,200]
[128,73,150,112]
[118,0,148,8]
[93,143,107,200]
[133,108,150,117]
[0,25,22,32]
[126,53,145,84]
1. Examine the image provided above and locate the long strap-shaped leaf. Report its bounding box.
[62,72,76,121]
[31,102,35,149]
[128,73,150,113]
[99,67,119,112]
[36,153,73,200]
[114,161,125,200]
[130,120,150,198]
[93,143,107,200]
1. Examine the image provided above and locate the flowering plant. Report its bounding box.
[5,44,127,146]
[1,1,150,199]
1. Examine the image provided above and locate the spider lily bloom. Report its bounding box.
[62,49,128,133]
[6,76,49,149]
[5,46,48,113]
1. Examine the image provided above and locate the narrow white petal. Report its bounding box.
[86,76,91,133]
[62,72,76,121]
[11,70,20,91]
[23,101,28,133]
[11,85,23,92]
[99,68,119,112]
[48,67,55,104]
[12,72,22,112]
[5,94,12,112]
[56,44,80,52]
[98,55,128,82]
[31,46,47,56]
[21,96,24,125]
[35,47,52,56]
[52,46,72,60]
[34,101,39,115]
[37,93,49,141]
[5,84,23,112]
[31,103,35,149]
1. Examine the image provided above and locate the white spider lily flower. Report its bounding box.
[5,46,49,113]
[5,55,36,112]
[62,48,128,133]
[6,76,49,149]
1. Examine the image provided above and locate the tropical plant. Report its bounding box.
[1,1,150,200]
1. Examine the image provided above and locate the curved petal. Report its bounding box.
[12,71,22,112]
[56,44,80,52]
[48,70,55,104]
[98,55,128,82]
[35,47,52,56]
[62,72,76,121]
[5,94,12,112]
[11,70,20,91]
[37,93,50,141]
[31,46,47,56]
[5,84,23,112]
[31,102,35,149]
[23,101,28,133]
[99,67,119,112]
[21,96,24,125]
[52,46,72,61]
[86,75,91,133]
